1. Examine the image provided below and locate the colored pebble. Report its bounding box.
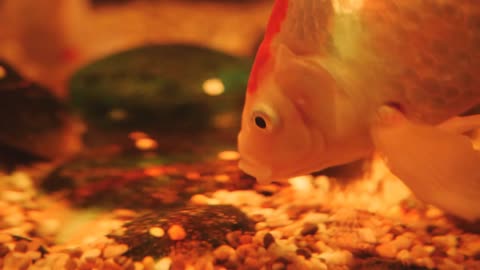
[167,225,187,240]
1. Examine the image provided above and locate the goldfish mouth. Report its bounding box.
[238,158,273,184]
[239,155,326,185]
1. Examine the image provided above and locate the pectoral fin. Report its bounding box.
[370,105,480,222]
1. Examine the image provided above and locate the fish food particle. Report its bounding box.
[168,225,187,240]
[149,227,165,238]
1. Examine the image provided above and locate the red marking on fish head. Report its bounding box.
[60,47,80,63]
[248,0,289,94]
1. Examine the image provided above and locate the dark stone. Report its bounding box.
[0,244,10,257]
[108,205,254,260]
[296,248,312,259]
[352,258,432,270]
[425,225,450,236]
[263,232,275,249]
[300,223,319,236]
[0,61,82,172]
[352,249,376,259]
[13,241,29,253]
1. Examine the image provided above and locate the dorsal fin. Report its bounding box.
[247,0,289,94]
[277,1,333,55]
[247,0,334,94]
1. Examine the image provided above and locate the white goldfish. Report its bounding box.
[237,0,480,221]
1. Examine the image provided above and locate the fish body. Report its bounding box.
[238,0,480,221]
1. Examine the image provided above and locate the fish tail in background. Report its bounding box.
[370,105,480,222]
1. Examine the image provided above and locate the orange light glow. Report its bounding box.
[186,172,201,180]
[144,167,165,177]
[217,150,240,161]
[214,174,230,183]
[108,108,128,121]
[135,138,158,151]
[129,131,149,140]
[213,113,236,129]
[0,66,6,79]
[202,78,225,96]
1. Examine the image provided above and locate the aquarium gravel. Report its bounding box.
[0,157,479,270]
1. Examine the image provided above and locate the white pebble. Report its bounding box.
[269,230,283,240]
[309,257,328,270]
[103,244,128,258]
[134,262,145,270]
[1,190,30,203]
[0,233,13,243]
[154,257,172,270]
[288,175,314,192]
[149,227,165,238]
[10,172,33,190]
[213,190,264,206]
[396,249,411,262]
[432,235,457,249]
[391,234,414,250]
[314,176,330,192]
[302,213,329,224]
[81,248,101,260]
[190,194,209,205]
[37,219,61,236]
[358,228,377,244]
[317,250,353,265]
[314,241,333,253]
[255,222,268,230]
[268,241,297,260]
[3,212,25,226]
[266,213,291,227]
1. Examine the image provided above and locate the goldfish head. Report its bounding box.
[238,44,328,184]
[238,44,372,184]
[237,71,316,183]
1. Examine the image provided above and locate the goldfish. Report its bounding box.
[237,0,480,221]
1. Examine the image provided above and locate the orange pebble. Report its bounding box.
[168,225,187,240]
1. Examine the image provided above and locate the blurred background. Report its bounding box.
[1,3,480,270]
[0,0,273,97]
[0,0,276,174]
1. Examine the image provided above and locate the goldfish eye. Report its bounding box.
[254,115,267,129]
[251,108,277,132]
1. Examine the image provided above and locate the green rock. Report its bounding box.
[69,44,252,132]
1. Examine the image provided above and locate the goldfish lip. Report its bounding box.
[238,159,273,184]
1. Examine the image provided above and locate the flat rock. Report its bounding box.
[108,204,254,260]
